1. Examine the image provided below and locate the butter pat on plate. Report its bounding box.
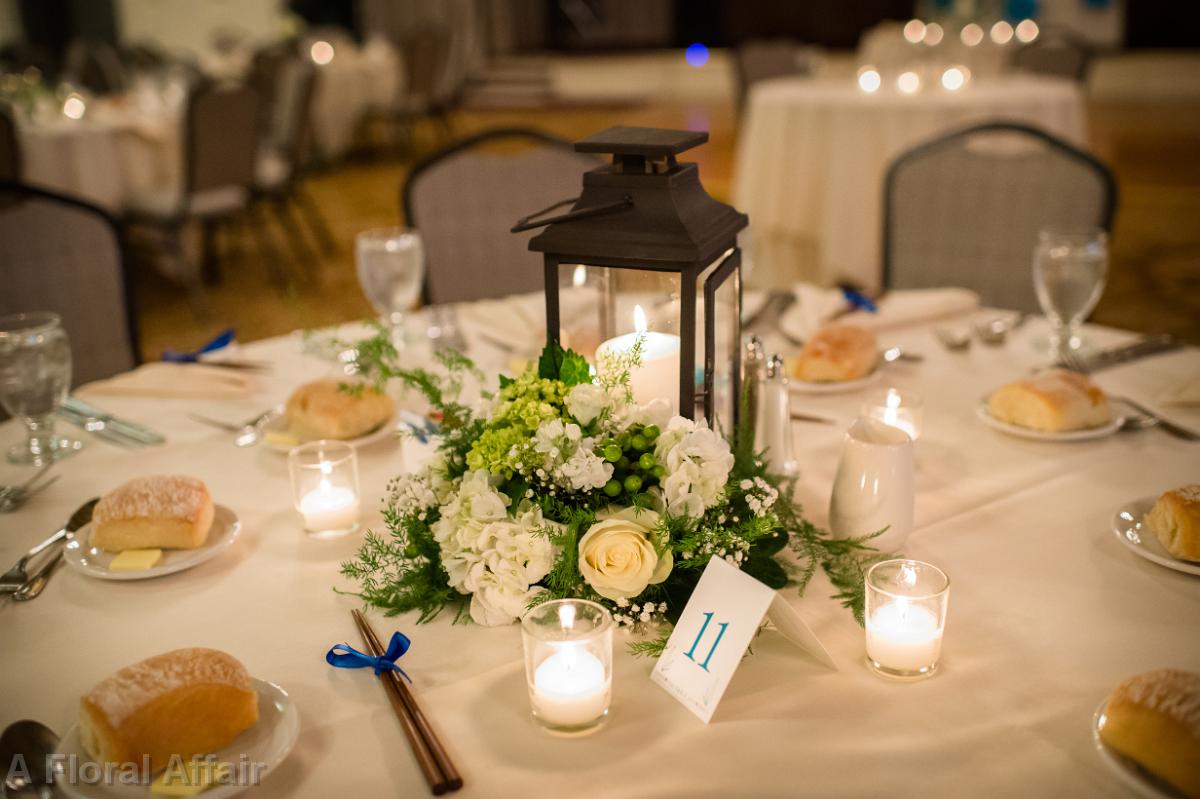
[109,549,163,572]
[151,760,232,796]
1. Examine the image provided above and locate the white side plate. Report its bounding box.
[63,505,241,581]
[54,678,300,799]
[788,369,882,395]
[261,413,398,454]
[1111,497,1200,577]
[975,399,1123,442]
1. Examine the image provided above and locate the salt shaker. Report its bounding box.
[742,336,766,444]
[755,354,798,478]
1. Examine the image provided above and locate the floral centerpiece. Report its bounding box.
[341,333,878,652]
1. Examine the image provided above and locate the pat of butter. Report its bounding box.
[264,429,300,447]
[109,549,163,571]
[150,761,230,796]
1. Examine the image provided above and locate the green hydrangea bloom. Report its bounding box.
[466,372,566,477]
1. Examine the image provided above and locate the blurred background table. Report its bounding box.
[734,75,1086,290]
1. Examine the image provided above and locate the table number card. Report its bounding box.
[650,556,835,723]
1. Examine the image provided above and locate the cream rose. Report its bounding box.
[578,507,672,601]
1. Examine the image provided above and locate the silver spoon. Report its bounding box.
[0,719,59,798]
[13,550,64,601]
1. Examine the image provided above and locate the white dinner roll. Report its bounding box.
[1100,668,1200,799]
[91,475,214,552]
[987,369,1111,432]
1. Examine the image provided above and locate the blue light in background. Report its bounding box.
[685,43,709,68]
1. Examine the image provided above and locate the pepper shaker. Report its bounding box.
[755,354,799,478]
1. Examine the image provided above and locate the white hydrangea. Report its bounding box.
[654,417,734,519]
[531,418,612,492]
[557,446,612,491]
[610,397,671,433]
[565,382,613,426]
[470,572,546,627]
[431,470,511,591]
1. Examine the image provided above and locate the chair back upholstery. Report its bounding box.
[269,59,318,167]
[248,41,295,139]
[1012,33,1091,81]
[62,38,128,94]
[883,122,1117,312]
[185,81,259,194]
[399,25,453,110]
[0,103,19,183]
[0,182,137,385]
[402,129,600,304]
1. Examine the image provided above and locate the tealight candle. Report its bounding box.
[522,599,613,735]
[864,559,949,680]
[288,440,361,538]
[862,388,924,441]
[595,305,681,412]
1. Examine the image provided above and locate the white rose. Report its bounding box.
[565,383,611,426]
[578,506,672,601]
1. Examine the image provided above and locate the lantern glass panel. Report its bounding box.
[701,252,740,435]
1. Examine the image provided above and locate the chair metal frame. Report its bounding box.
[0,179,141,370]
[881,120,1118,292]
[0,102,20,182]
[401,127,591,304]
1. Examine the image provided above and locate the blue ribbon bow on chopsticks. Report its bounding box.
[162,328,235,363]
[326,631,413,683]
[840,287,878,314]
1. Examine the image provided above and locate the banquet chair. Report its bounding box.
[125,80,282,310]
[372,24,457,151]
[0,181,138,385]
[882,121,1117,313]
[402,128,600,304]
[1012,33,1092,82]
[0,103,19,183]
[734,40,820,110]
[252,56,336,262]
[62,38,128,95]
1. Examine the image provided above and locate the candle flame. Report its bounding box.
[886,389,902,408]
[632,305,648,334]
[559,603,576,631]
[572,265,587,287]
[319,477,332,493]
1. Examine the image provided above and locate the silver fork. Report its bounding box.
[0,463,55,508]
[1111,396,1200,442]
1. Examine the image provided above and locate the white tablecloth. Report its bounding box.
[733,76,1087,290]
[17,101,180,213]
[1,297,1198,798]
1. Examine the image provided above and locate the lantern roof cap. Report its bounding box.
[574,126,708,159]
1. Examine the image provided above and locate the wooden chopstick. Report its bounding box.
[351,610,463,794]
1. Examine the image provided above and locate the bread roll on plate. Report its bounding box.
[1099,668,1200,799]
[80,648,259,773]
[789,325,878,383]
[1144,484,1200,562]
[91,476,214,553]
[285,378,395,441]
[987,369,1111,432]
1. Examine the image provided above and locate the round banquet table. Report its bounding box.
[733,76,1087,291]
[17,100,180,213]
[1,293,1198,798]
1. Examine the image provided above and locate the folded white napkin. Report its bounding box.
[780,284,979,341]
[79,363,257,400]
[1158,372,1200,409]
[456,293,546,352]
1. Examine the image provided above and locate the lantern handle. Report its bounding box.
[510,194,633,233]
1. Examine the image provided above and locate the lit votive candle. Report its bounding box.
[865,559,949,680]
[595,305,681,413]
[522,599,613,735]
[862,388,924,441]
[288,440,361,538]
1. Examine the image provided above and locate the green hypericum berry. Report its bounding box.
[652,465,666,478]
[617,456,630,469]
[643,424,660,441]
[603,479,622,497]
[631,434,648,450]
[623,474,643,492]
[603,444,622,462]
[617,433,630,447]
[638,452,657,470]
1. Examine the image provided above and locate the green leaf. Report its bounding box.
[743,555,788,589]
[537,341,591,386]
[498,374,515,389]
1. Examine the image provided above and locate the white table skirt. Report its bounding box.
[1,296,1197,798]
[733,76,1087,291]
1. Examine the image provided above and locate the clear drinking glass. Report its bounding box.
[0,312,81,465]
[1032,227,1109,356]
[355,227,426,348]
[521,599,613,736]
[865,559,949,681]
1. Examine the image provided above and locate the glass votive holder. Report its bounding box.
[865,559,949,680]
[861,388,924,441]
[288,440,361,539]
[521,599,613,736]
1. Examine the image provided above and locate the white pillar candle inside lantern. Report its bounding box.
[288,440,361,538]
[595,304,682,412]
[522,599,613,735]
[862,388,924,440]
[864,559,949,679]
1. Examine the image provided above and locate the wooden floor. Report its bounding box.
[131,97,1200,359]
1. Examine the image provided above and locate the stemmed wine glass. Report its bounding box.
[355,227,426,348]
[0,312,81,465]
[1032,227,1109,357]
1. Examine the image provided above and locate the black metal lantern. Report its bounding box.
[515,126,748,433]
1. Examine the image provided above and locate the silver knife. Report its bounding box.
[1059,334,1181,373]
[57,407,143,447]
[63,397,165,444]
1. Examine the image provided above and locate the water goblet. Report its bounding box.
[0,313,82,465]
[1032,227,1108,357]
[355,227,425,350]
